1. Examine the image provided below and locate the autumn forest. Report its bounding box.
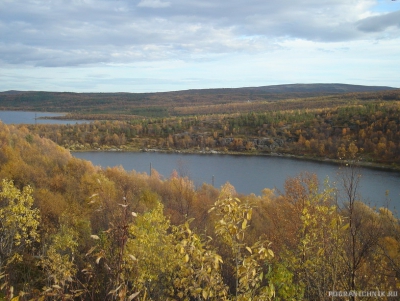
[0,85,400,300]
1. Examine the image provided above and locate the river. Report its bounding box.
[72,151,400,211]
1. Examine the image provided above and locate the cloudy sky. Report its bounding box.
[1,0,399,92]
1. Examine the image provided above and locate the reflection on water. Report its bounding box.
[72,151,400,212]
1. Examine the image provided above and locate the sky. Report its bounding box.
[0,0,399,93]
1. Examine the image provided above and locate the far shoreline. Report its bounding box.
[70,147,400,174]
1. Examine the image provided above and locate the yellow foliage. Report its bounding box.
[0,179,40,264]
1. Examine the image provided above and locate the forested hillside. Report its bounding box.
[0,120,399,300]
[0,84,397,117]
[22,93,400,169]
[2,85,400,168]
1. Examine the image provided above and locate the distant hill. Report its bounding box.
[239,83,395,93]
[1,83,395,96]
[172,83,395,94]
[0,83,397,116]
[0,90,30,95]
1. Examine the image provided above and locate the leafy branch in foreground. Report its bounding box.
[170,219,228,301]
[0,179,40,300]
[209,188,275,301]
[85,197,140,301]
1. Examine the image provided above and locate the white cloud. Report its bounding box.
[137,0,171,8]
[0,0,399,91]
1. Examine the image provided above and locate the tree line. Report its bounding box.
[22,101,400,168]
[1,88,399,117]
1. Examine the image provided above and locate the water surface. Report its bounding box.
[72,151,400,211]
[0,111,87,125]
